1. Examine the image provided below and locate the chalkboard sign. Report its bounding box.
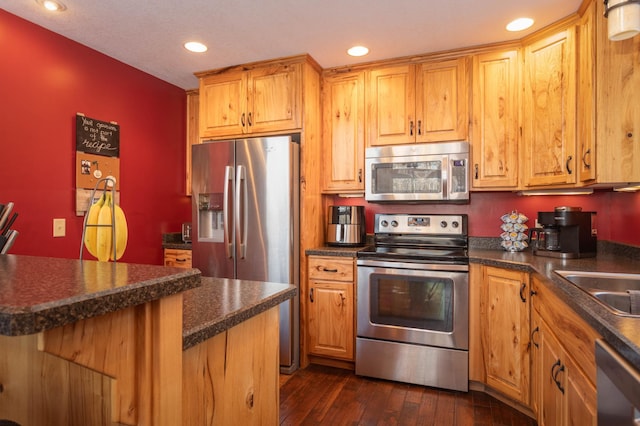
[76,114,120,157]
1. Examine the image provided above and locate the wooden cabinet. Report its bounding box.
[164,248,192,269]
[596,0,640,184]
[478,266,531,404]
[522,26,577,187]
[321,70,365,193]
[185,89,199,196]
[198,61,301,139]
[577,2,596,183]
[366,57,468,146]
[306,256,355,361]
[471,49,520,189]
[531,275,599,426]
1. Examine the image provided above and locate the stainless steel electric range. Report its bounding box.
[356,213,469,392]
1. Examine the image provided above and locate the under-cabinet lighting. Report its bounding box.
[517,188,594,196]
[613,184,640,192]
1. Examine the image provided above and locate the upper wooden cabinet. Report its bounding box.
[366,58,469,146]
[198,61,302,139]
[321,71,365,193]
[185,89,199,196]
[596,0,640,184]
[522,26,578,188]
[471,49,520,189]
[577,1,597,183]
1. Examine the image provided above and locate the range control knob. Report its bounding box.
[452,221,459,228]
[380,220,388,228]
[391,220,399,227]
[440,221,448,228]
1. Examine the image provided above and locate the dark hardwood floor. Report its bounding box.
[280,364,537,426]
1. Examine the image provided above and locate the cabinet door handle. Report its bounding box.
[358,168,363,183]
[417,120,422,136]
[551,360,565,394]
[582,149,591,169]
[175,258,187,262]
[248,112,253,126]
[310,288,314,303]
[531,326,540,348]
[241,113,246,127]
[566,155,573,175]
[474,164,479,180]
[340,293,346,307]
[409,120,414,136]
[322,267,338,273]
[519,283,527,303]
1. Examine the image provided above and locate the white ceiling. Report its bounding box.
[1,0,582,89]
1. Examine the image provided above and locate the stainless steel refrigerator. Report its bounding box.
[191,135,300,373]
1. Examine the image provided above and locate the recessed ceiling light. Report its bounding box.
[36,0,67,12]
[506,17,534,32]
[347,45,369,57]
[184,42,208,53]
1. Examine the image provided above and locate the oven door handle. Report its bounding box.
[357,258,469,272]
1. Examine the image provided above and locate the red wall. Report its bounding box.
[331,190,640,247]
[0,11,191,264]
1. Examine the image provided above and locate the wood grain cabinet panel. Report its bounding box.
[595,0,640,184]
[199,62,301,139]
[321,70,365,193]
[471,49,520,189]
[164,248,192,269]
[366,58,468,146]
[306,256,355,361]
[522,27,577,187]
[479,266,531,405]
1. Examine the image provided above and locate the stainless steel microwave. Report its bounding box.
[365,141,470,203]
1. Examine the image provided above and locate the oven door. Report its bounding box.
[357,260,468,350]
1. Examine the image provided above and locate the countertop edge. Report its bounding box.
[182,279,297,351]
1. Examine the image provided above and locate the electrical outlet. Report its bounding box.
[53,218,65,237]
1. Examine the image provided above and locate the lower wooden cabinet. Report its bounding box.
[478,265,531,405]
[531,275,599,426]
[306,256,355,361]
[164,248,192,268]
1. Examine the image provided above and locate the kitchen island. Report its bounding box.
[0,254,296,426]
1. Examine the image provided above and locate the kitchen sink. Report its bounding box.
[554,270,640,316]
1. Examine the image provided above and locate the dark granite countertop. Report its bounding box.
[182,277,297,350]
[305,245,368,258]
[0,254,201,336]
[162,232,192,250]
[469,246,640,372]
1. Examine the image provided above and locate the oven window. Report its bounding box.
[370,273,453,332]
[371,161,442,194]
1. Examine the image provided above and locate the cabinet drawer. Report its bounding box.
[308,256,354,282]
[164,248,192,268]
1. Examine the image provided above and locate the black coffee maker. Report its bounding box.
[529,206,597,258]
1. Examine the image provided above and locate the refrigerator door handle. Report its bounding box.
[235,165,248,259]
[224,165,234,258]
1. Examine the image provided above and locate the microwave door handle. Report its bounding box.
[223,165,234,258]
[442,157,449,198]
[235,165,248,259]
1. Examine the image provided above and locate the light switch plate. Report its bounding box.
[53,218,65,237]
